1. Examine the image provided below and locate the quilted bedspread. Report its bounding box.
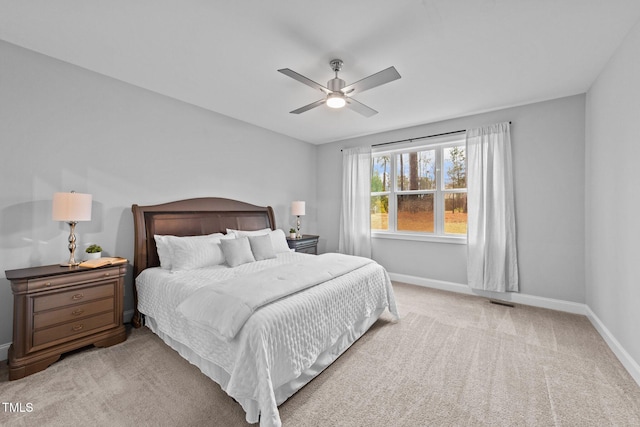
[136,252,398,426]
[176,253,374,339]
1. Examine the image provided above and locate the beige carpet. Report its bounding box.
[2,282,639,426]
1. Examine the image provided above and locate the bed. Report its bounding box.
[131,197,398,426]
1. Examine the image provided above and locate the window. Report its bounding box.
[371,135,467,241]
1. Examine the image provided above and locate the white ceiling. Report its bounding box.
[2,1,640,144]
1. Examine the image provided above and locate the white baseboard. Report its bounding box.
[388,272,640,387]
[1,309,138,363]
[585,306,640,386]
[0,342,9,363]
[388,273,586,314]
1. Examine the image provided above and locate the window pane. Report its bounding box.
[371,156,391,192]
[444,193,467,234]
[444,145,466,189]
[371,195,389,230]
[397,194,434,232]
[396,150,435,191]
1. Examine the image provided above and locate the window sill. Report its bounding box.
[372,231,467,245]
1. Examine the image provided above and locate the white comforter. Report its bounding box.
[136,252,398,426]
[176,253,374,340]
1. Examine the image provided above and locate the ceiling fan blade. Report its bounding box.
[341,66,401,95]
[290,99,326,114]
[344,97,378,117]
[278,68,332,95]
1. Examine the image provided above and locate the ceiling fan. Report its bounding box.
[278,59,401,117]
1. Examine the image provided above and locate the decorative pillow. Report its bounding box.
[248,234,276,261]
[269,229,292,253]
[227,228,291,254]
[163,233,229,272]
[220,237,256,267]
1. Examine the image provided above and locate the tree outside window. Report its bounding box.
[371,139,467,237]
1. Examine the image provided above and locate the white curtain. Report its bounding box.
[466,122,518,292]
[339,146,372,258]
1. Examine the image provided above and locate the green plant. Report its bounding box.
[289,228,296,233]
[85,244,102,253]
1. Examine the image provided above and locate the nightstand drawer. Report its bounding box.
[33,283,115,312]
[294,241,316,249]
[28,268,119,292]
[33,312,117,348]
[33,298,115,329]
[296,246,317,254]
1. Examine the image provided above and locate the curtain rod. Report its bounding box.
[372,129,465,148]
[340,121,511,151]
[340,129,463,152]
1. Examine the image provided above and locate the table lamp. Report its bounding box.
[291,201,305,239]
[52,191,92,266]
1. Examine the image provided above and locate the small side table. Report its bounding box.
[286,235,319,255]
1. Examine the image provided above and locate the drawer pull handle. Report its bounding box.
[104,272,110,276]
[71,293,84,300]
[72,309,84,316]
[72,324,84,331]
[44,282,52,287]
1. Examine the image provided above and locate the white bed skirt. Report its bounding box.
[145,305,386,424]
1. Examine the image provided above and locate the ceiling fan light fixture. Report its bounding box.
[326,93,346,109]
[279,59,400,116]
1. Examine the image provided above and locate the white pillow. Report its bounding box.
[154,235,173,269]
[248,234,276,261]
[226,228,290,254]
[161,233,231,272]
[155,233,226,269]
[226,228,271,238]
[269,229,292,254]
[220,237,256,267]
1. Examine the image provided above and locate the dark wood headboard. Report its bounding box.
[130,197,275,327]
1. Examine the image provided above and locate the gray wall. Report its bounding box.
[585,18,640,369]
[317,95,586,303]
[0,41,317,347]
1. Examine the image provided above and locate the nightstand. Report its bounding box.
[5,263,127,380]
[286,235,319,255]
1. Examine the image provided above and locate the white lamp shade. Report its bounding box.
[52,192,92,222]
[291,201,306,216]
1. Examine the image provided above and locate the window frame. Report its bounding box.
[371,134,467,244]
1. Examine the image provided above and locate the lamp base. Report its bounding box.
[62,221,80,267]
[60,261,81,267]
